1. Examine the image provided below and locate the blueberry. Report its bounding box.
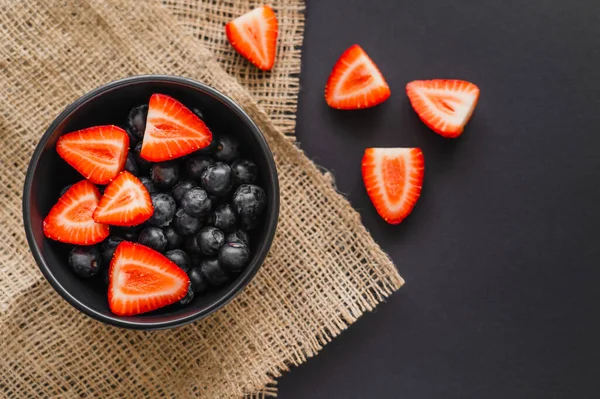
[147,193,176,227]
[101,236,124,263]
[200,258,230,286]
[240,215,260,231]
[172,180,197,204]
[173,208,203,236]
[59,184,73,197]
[210,203,237,233]
[124,127,139,146]
[164,249,190,272]
[181,187,212,217]
[188,267,209,294]
[196,226,225,256]
[133,142,151,173]
[186,155,214,181]
[138,226,167,252]
[113,226,141,241]
[127,104,148,141]
[214,135,241,163]
[232,184,266,219]
[151,162,180,189]
[191,107,204,120]
[190,254,203,268]
[124,152,139,175]
[219,242,251,273]
[178,283,194,305]
[163,226,183,250]
[139,176,158,194]
[226,230,249,246]
[68,246,102,278]
[201,162,233,196]
[184,235,202,255]
[231,159,257,185]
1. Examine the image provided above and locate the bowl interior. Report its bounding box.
[24,76,278,329]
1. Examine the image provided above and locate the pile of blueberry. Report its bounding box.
[68,104,267,306]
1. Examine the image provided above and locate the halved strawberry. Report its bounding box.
[325,44,391,110]
[92,171,153,226]
[56,125,129,184]
[226,5,278,71]
[362,148,424,224]
[140,94,213,162]
[406,79,480,138]
[43,180,110,245]
[108,241,190,316]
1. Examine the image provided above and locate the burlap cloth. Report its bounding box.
[0,0,404,397]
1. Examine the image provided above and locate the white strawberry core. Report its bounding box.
[414,84,478,128]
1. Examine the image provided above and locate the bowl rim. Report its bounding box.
[22,74,280,330]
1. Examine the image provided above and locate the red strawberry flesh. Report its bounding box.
[56,125,129,184]
[43,180,110,245]
[362,148,424,224]
[93,171,153,226]
[108,241,190,316]
[140,94,213,162]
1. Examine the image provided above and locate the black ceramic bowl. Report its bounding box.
[23,75,279,330]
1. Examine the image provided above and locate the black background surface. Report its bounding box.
[278,0,600,397]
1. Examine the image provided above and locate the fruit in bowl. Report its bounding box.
[23,76,279,329]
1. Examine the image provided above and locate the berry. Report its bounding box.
[59,184,73,197]
[137,226,168,252]
[325,45,391,110]
[164,249,191,272]
[139,176,158,194]
[140,94,213,162]
[147,193,176,227]
[226,230,249,246]
[231,159,257,185]
[56,125,129,184]
[101,236,125,263]
[213,135,241,163]
[232,184,266,219]
[124,127,139,146]
[219,242,251,273]
[191,107,204,120]
[150,162,180,189]
[210,203,238,232]
[126,104,148,141]
[188,267,209,294]
[133,142,151,173]
[108,242,189,316]
[163,226,183,250]
[240,215,260,231]
[362,148,425,224]
[197,226,225,256]
[113,226,140,242]
[184,235,202,255]
[181,187,212,217]
[201,162,233,196]
[68,245,102,278]
[124,152,139,175]
[172,180,198,204]
[200,258,230,286]
[43,180,109,245]
[406,79,480,138]
[226,6,278,71]
[173,208,203,236]
[178,283,194,305]
[93,171,153,226]
[186,155,214,181]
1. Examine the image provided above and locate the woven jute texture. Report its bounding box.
[0,0,404,397]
